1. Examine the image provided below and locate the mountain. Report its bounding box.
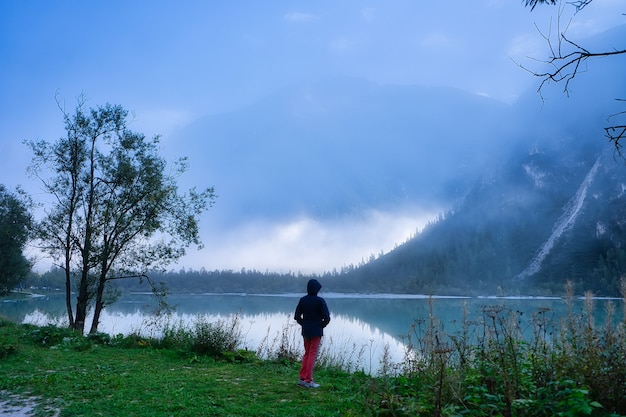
[344,42,626,296]
[346,135,625,294]
[167,77,513,228]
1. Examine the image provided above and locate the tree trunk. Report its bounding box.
[89,297,104,334]
[64,266,74,328]
[89,273,107,334]
[73,269,90,333]
[74,260,90,333]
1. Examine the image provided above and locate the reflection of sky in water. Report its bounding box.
[16,293,624,374]
[22,309,407,374]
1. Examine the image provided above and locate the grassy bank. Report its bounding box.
[0,320,367,416]
[2,281,626,416]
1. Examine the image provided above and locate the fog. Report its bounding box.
[183,208,438,274]
[1,1,624,274]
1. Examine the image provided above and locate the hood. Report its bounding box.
[307,279,322,296]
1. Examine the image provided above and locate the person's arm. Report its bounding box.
[320,299,330,328]
[294,301,303,325]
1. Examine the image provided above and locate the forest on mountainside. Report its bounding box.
[344,130,626,297]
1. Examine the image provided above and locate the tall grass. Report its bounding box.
[145,311,373,373]
[364,280,626,416]
[157,313,244,358]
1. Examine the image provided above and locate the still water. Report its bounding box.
[1,292,623,372]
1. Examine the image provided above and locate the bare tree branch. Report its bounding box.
[568,1,592,12]
[525,0,557,12]
[524,0,591,12]
[532,34,626,97]
[520,0,626,152]
[106,273,172,315]
[606,101,626,157]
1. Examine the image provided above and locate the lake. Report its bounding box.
[1,292,623,373]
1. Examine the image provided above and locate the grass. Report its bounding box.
[2,280,626,416]
[0,320,368,416]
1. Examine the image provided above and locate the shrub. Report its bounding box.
[86,332,111,345]
[29,324,78,347]
[159,322,193,351]
[191,314,242,357]
[111,333,152,348]
[0,344,17,358]
[158,314,244,359]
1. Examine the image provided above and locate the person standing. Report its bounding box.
[294,279,331,388]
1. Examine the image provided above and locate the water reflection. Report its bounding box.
[2,292,623,374]
[18,302,409,372]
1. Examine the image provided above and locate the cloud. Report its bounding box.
[284,12,318,23]
[179,208,439,274]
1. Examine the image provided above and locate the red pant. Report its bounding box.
[299,337,321,383]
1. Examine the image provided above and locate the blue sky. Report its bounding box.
[1,1,624,273]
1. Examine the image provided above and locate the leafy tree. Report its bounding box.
[26,98,216,333]
[0,185,33,294]
[522,0,626,151]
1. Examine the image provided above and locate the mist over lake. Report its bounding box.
[2,292,622,373]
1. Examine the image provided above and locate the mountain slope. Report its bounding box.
[347,109,626,295]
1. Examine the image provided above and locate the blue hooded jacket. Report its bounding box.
[294,279,331,338]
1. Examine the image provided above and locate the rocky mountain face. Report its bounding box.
[351,91,626,296]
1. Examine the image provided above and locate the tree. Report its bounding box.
[0,185,33,294]
[523,0,557,11]
[523,0,626,152]
[27,98,216,333]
